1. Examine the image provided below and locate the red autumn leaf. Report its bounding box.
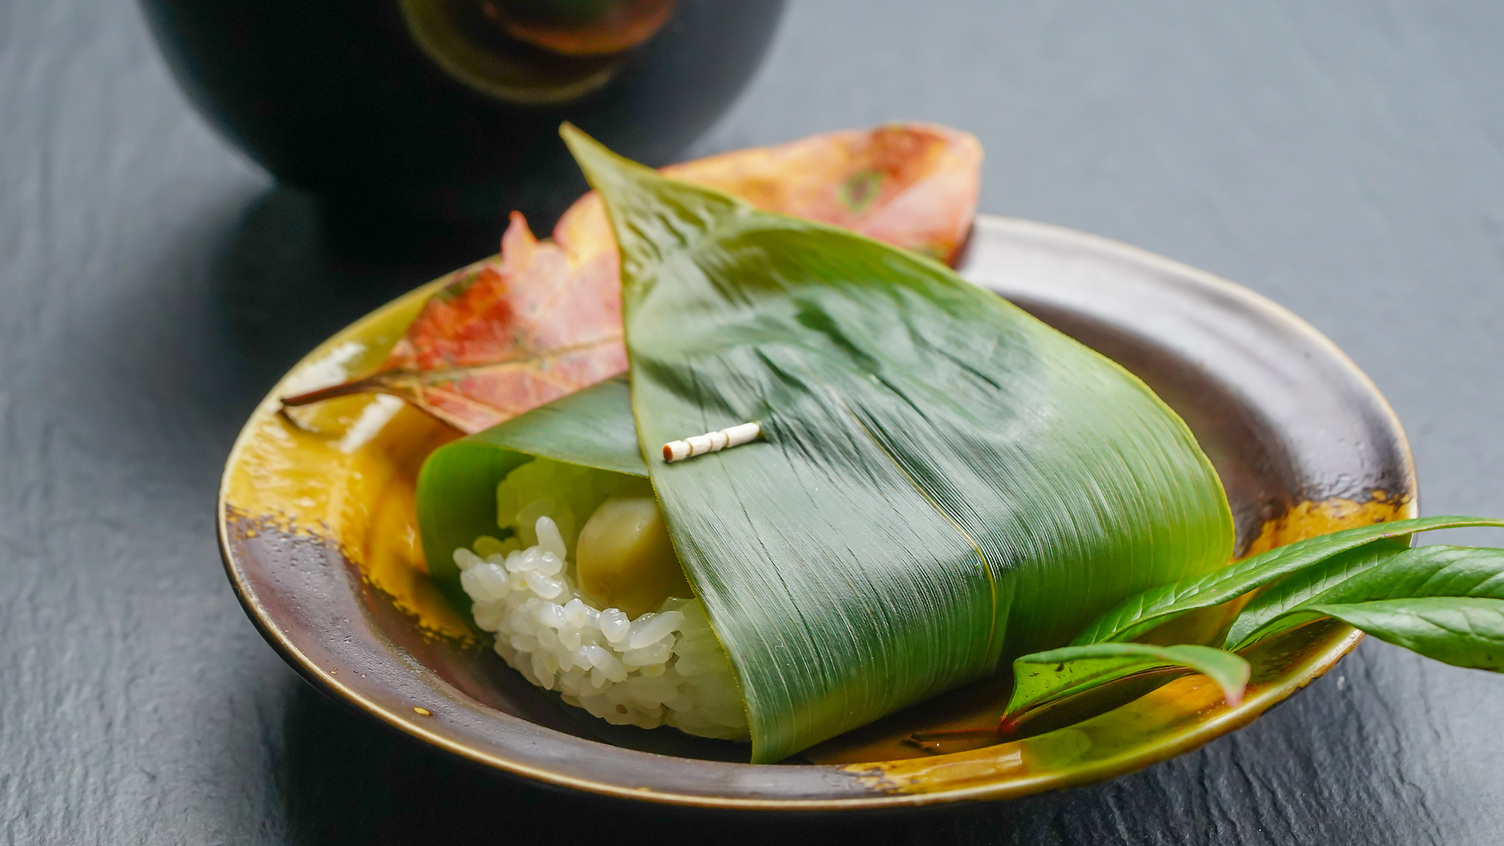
[282,124,983,433]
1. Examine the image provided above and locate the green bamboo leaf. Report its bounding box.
[1227,544,1504,659]
[1004,644,1250,728]
[564,125,1236,763]
[457,376,646,479]
[1068,516,1504,647]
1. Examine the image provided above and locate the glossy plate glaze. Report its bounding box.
[219,215,1416,809]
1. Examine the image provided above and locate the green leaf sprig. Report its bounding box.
[1003,517,1504,727]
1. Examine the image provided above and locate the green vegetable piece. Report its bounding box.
[576,480,694,617]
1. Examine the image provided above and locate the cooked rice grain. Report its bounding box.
[454,515,749,740]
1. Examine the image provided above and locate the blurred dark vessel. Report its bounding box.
[139,0,784,240]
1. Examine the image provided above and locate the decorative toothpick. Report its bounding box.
[662,422,762,463]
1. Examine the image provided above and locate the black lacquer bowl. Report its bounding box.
[139,0,785,226]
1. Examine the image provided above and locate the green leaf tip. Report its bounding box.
[561,121,748,286]
[1005,643,1250,729]
[560,122,652,197]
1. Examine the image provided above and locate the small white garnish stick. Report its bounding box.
[662,422,762,463]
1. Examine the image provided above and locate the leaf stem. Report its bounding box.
[280,375,390,407]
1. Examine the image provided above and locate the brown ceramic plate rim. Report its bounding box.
[218,214,1415,810]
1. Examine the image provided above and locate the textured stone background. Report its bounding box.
[3,2,1503,843]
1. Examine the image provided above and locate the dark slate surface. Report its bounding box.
[4,1,1504,843]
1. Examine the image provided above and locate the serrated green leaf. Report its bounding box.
[1069,516,1504,647]
[1227,544,1504,659]
[1299,598,1504,670]
[1005,643,1250,726]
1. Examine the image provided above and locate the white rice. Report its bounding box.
[454,513,750,740]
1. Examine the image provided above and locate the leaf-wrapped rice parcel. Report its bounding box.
[417,127,1236,763]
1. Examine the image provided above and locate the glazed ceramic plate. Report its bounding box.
[219,215,1415,809]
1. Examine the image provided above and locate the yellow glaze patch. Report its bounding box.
[222,280,473,639]
[1243,492,1415,557]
